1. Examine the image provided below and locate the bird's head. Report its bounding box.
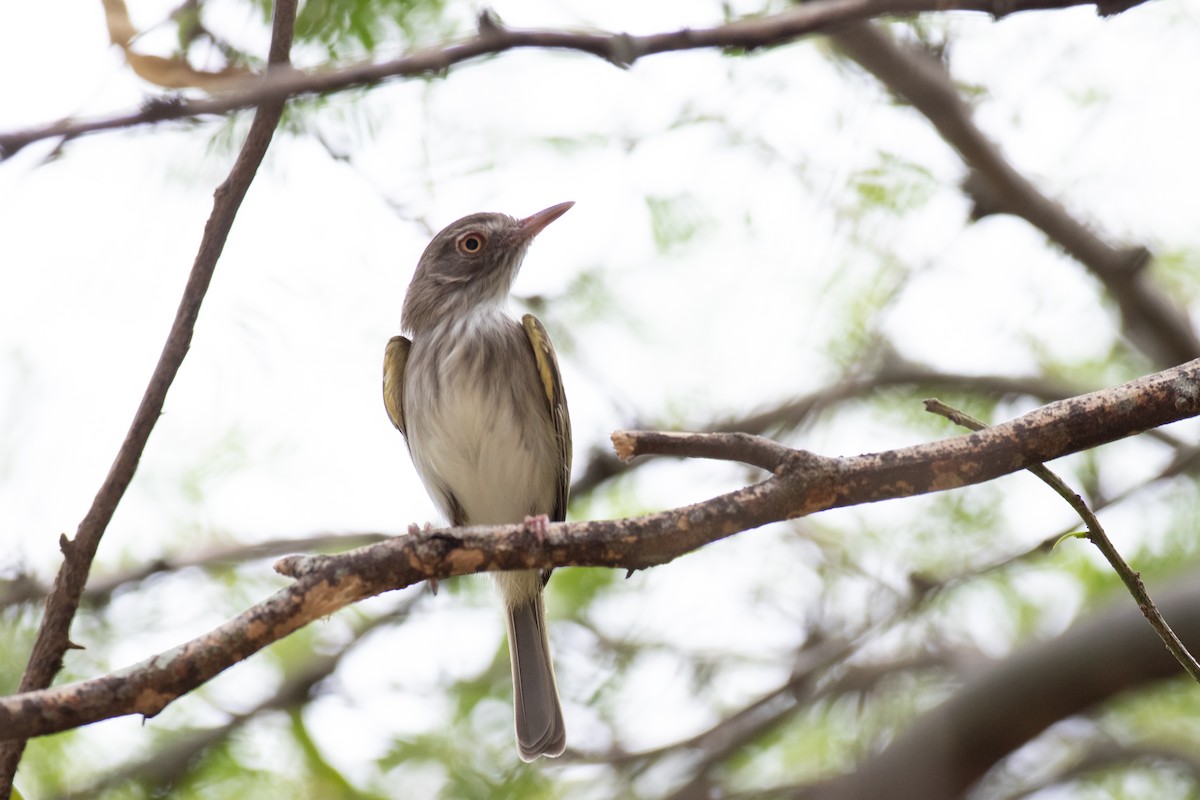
[402,201,574,333]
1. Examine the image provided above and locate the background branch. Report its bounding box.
[0,532,390,611]
[0,0,1149,160]
[805,575,1200,800]
[831,22,1200,367]
[572,351,1086,497]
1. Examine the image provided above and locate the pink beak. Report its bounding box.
[519,201,574,239]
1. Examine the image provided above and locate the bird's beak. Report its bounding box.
[519,201,574,240]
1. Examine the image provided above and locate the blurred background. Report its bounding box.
[2,0,1200,797]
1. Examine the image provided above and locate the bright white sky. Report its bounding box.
[1,0,1199,790]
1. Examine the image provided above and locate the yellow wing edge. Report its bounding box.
[521,314,573,522]
[383,335,411,437]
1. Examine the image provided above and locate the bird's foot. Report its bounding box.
[523,514,551,544]
[407,522,438,594]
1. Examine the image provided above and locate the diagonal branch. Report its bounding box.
[0,0,1152,160]
[58,595,420,799]
[805,575,1200,800]
[0,359,1198,742]
[0,2,298,796]
[830,23,1200,367]
[925,398,1200,682]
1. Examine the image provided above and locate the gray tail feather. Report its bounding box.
[506,592,566,760]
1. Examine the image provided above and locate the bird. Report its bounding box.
[382,201,574,760]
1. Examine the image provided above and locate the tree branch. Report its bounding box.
[806,576,1200,800]
[58,595,420,799]
[1,359,1198,742]
[0,2,298,796]
[830,22,1200,367]
[11,361,1049,614]
[0,0,1151,160]
[611,430,794,472]
[571,352,1086,497]
[1021,740,1200,797]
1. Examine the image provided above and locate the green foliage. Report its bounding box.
[249,0,450,58]
[381,727,558,800]
[1031,336,1146,390]
[0,607,36,695]
[289,710,384,799]
[1152,248,1200,307]
[1054,763,1199,800]
[549,566,619,617]
[522,265,631,361]
[847,152,937,217]
[137,729,306,800]
[16,732,73,799]
[644,195,710,254]
[179,427,250,506]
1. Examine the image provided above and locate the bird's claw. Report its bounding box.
[523,514,551,544]
[407,522,438,593]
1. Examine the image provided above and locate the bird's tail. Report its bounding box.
[502,571,566,761]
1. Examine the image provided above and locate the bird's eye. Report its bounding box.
[457,232,486,255]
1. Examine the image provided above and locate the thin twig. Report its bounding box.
[0,2,299,796]
[610,430,795,472]
[924,398,1200,684]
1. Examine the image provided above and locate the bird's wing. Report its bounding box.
[522,314,572,522]
[382,335,412,437]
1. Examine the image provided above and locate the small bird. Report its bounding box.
[382,202,573,760]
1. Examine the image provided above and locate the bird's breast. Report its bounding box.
[403,314,557,526]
